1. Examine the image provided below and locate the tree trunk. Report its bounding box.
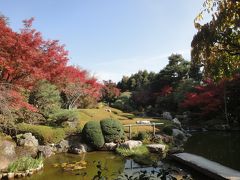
[223,83,229,125]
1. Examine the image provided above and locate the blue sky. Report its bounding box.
[1,0,205,82]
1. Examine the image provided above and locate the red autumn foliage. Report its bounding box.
[160,85,173,96]
[0,16,102,111]
[181,79,224,118]
[101,80,120,103]
[0,17,68,88]
[154,85,173,97]
[0,85,37,112]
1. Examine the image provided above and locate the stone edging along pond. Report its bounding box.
[0,163,43,179]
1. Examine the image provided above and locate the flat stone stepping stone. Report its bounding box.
[171,152,240,180]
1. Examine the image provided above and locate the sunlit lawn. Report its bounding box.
[77,106,171,134]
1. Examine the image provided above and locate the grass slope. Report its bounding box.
[77,106,172,134]
[16,105,173,144]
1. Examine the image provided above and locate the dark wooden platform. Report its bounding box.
[171,153,240,180]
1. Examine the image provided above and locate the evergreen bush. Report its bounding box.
[100,119,125,143]
[82,121,105,149]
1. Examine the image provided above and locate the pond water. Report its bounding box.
[184,131,240,171]
[26,131,240,180]
[27,152,125,180]
[26,152,166,180]
[26,152,188,180]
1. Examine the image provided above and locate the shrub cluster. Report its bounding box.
[17,123,65,144]
[82,119,125,149]
[100,119,125,143]
[82,121,105,149]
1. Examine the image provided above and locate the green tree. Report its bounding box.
[192,0,240,124]
[29,80,61,118]
[151,54,190,91]
[101,80,120,104]
[192,0,240,80]
[117,70,156,92]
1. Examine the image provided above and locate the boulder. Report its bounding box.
[119,140,142,149]
[102,142,117,151]
[68,143,92,154]
[0,156,11,170]
[0,140,16,156]
[38,145,54,158]
[172,129,186,138]
[172,118,181,127]
[66,134,93,154]
[16,133,39,148]
[56,140,69,153]
[146,144,166,154]
[162,112,172,120]
[0,135,16,170]
[172,129,187,146]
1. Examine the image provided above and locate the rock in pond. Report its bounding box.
[146,144,166,154]
[56,140,69,153]
[38,145,55,158]
[102,142,117,151]
[68,143,92,154]
[7,172,14,179]
[120,140,142,149]
[172,129,187,139]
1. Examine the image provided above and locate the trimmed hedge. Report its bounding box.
[82,121,105,149]
[17,123,65,144]
[100,119,125,143]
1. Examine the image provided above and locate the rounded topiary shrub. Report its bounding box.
[100,119,125,143]
[82,121,105,149]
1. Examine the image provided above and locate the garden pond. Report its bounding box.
[25,131,240,180]
[184,131,240,171]
[26,152,195,180]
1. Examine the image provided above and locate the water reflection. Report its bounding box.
[184,131,240,171]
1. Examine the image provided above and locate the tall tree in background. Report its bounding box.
[191,0,240,124]
[192,0,240,79]
[101,80,120,104]
[151,54,191,92]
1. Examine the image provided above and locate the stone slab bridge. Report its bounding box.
[171,153,240,180]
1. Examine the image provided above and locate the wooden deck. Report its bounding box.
[171,153,240,180]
